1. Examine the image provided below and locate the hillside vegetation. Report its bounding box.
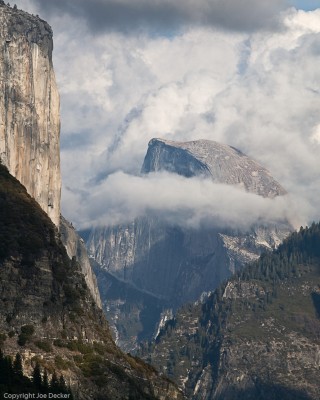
[141,223,320,399]
[0,163,184,400]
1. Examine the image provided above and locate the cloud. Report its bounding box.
[66,171,309,230]
[57,8,320,230]
[12,2,320,231]
[28,0,286,34]
[311,124,320,144]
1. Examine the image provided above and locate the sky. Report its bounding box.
[14,0,320,231]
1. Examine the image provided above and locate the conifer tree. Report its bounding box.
[13,353,23,377]
[32,362,42,389]
[2,355,13,386]
[42,369,49,392]
[50,371,59,393]
[0,349,6,385]
[59,375,67,392]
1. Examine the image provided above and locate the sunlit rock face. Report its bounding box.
[0,4,102,309]
[86,138,292,351]
[142,138,287,198]
[0,3,61,226]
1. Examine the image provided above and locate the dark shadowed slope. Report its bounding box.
[0,163,184,400]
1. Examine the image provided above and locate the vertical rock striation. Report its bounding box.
[0,3,60,226]
[0,3,102,308]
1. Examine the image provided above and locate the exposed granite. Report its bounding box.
[142,138,287,198]
[0,3,60,226]
[86,139,292,351]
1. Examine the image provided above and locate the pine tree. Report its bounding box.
[59,375,67,392]
[42,369,49,392]
[50,371,59,393]
[13,353,23,377]
[32,362,42,389]
[2,355,13,386]
[0,349,6,385]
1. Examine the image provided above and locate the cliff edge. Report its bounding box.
[0,2,60,226]
[142,138,286,198]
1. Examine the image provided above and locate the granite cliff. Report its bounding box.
[142,138,286,198]
[0,2,101,308]
[0,2,60,227]
[140,223,320,400]
[0,6,185,398]
[0,162,184,400]
[85,138,292,351]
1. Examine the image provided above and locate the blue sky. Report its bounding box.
[290,0,320,10]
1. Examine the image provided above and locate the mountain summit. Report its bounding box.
[86,138,292,352]
[142,138,286,198]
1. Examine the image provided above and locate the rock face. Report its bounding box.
[92,261,168,352]
[0,163,184,400]
[0,3,101,309]
[60,215,102,308]
[142,138,286,198]
[0,3,60,226]
[140,224,320,400]
[88,220,289,307]
[85,138,292,352]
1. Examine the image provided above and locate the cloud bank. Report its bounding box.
[64,172,309,230]
[13,1,320,231]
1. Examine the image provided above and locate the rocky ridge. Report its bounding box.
[60,216,102,308]
[140,223,320,399]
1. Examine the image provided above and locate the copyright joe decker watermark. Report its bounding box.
[3,394,71,399]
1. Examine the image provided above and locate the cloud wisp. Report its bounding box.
[64,171,309,231]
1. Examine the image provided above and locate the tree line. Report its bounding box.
[0,349,73,397]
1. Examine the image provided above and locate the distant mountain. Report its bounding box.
[92,258,168,351]
[85,138,292,352]
[0,136,183,399]
[139,223,320,400]
[142,138,286,198]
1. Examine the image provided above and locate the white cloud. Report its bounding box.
[12,2,320,230]
[311,124,320,144]
[56,8,320,230]
[68,171,310,230]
